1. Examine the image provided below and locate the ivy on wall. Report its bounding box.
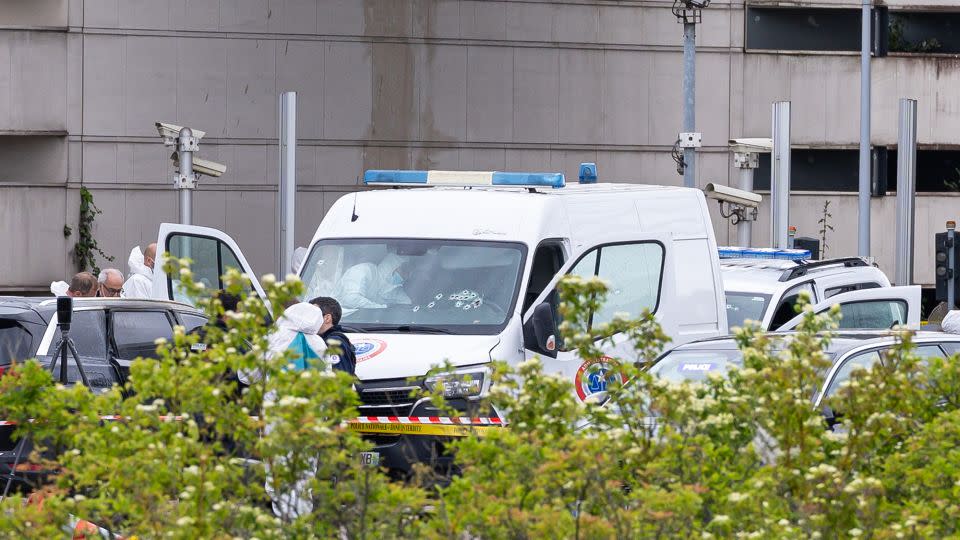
[67,186,113,275]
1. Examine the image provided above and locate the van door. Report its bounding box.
[777,286,921,331]
[520,234,677,403]
[152,223,266,306]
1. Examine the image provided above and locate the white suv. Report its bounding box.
[720,254,920,332]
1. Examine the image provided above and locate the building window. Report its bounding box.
[887,150,960,193]
[746,7,862,52]
[754,150,862,192]
[888,12,960,54]
[753,148,960,193]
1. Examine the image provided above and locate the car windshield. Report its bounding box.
[650,349,747,384]
[0,320,33,365]
[725,292,771,331]
[300,239,527,335]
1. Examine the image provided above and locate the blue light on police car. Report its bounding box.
[719,247,811,261]
[578,162,597,184]
[363,169,565,188]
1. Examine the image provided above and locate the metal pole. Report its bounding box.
[176,127,196,225]
[734,151,759,247]
[771,102,791,249]
[949,223,956,309]
[737,167,754,247]
[682,22,696,188]
[895,98,917,286]
[858,0,872,257]
[279,92,297,277]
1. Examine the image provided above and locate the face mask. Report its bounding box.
[387,272,403,286]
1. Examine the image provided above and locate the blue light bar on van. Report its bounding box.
[719,247,811,261]
[363,169,566,189]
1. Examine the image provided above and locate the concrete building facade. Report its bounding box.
[1,0,959,292]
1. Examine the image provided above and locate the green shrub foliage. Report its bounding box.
[0,266,957,538]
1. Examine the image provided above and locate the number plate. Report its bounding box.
[359,452,380,467]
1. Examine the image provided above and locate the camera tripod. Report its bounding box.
[48,328,90,387]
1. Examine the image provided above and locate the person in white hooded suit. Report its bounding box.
[122,243,157,299]
[337,252,411,310]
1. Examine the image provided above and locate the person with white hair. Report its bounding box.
[97,268,125,298]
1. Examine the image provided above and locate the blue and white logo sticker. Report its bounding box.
[353,339,387,363]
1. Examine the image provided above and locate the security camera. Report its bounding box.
[728,138,773,154]
[156,122,206,146]
[170,153,226,178]
[704,183,762,209]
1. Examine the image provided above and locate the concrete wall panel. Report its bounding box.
[1,32,67,132]
[177,37,228,138]
[514,48,559,144]
[0,187,70,288]
[323,42,372,139]
[125,37,178,137]
[558,49,602,144]
[466,46,513,142]
[277,40,325,139]
[225,39,277,138]
[418,45,467,141]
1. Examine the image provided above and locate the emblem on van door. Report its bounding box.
[353,339,387,363]
[574,357,626,401]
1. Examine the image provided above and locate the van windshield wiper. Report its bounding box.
[348,324,454,335]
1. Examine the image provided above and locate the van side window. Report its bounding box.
[523,242,565,313]
[835,300,907,329]
[567,242,665,328]
[824,282,882,298]
[167,234,251,304]
[770,282,816,329]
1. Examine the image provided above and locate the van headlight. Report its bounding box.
[424,371,485,399]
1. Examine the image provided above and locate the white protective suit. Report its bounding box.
[942,310,960,334]
[256,302,337,520]
[50,281,69,296]
[291,246,308,275]
[337,253,411,310]
[122,246,153,299]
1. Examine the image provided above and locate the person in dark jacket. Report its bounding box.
[309,296,356,376]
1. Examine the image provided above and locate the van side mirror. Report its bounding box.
[530,301,559,359]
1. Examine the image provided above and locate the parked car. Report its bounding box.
[0,296,207,488]
[720,255,921,332]
[649,330,960,410]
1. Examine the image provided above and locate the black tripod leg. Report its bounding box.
[65,340,90,388]
[48,340,64,379]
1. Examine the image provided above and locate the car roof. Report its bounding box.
[0,296,202,314]
[720,257,883,295]
[672,331,960,356]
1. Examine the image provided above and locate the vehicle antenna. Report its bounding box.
[351,190,359,222]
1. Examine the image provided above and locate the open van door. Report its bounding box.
[152,223,266,307]
[520,233,678,403]
[777,286,921,331]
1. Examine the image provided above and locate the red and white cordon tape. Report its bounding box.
[348,416,504,437]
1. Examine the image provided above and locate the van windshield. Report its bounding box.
[300,239,527,335]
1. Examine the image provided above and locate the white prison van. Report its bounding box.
[151,168,727,475]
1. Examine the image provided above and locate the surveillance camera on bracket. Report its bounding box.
[156,122,206,146]
[170,152,226,178]
[704,183,761,208]
[704,183,761,225]
[728,138,773,154]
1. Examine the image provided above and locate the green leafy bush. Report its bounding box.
[0,267,959,538]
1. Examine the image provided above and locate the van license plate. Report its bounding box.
[359,452,380,467]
